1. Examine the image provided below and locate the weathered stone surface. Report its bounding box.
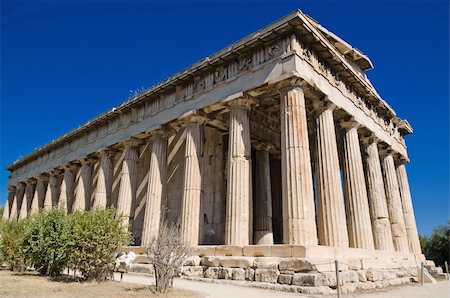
[231,268,245,281]
[245,268,255,281]
[253,257,281,270]
[357,270,367,282]
[243,246,271,257]
[366,269,383,281]
[292,273,323,286]
[204,267,221,279]
[340,270,359,284]
[201,256,221,267]
[254,269,279,283]
[133,255,151,264]
[219,268,233,279]
[278,258,313,272]
[181,266,203,278]
[215,246,243,256]
[183,256,202,266]
[277,274,293,285]
[220,256,255,268]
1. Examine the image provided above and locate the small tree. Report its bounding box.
[22,208,70,276]
[67,208,131,281]
[0,218,31,271]
[421,221,450,267]
[146,221,188,294]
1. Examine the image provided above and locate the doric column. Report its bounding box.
[10,182,25,220]
[396,161,422,255]
[72,159,93,212]
[19,179,36,219]
[44,171,61,209]
[340,121,374,249]
[180,120,204,246]
[280,84,317,245]
[117,141,140,228]
[225,98,253,246]
[315,102,348,247]
[381,151,409,252]
[3,186,16,220]
[363,138,394,251]
[142,132,168,247]
[254,143,274,245]
[93,150,115,209]
[31,175,48,214]
[59,165,77,214]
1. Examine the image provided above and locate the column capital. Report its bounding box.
[26,178,37,185]
[339,118,363,131]
[360,133,381,146]
[227,97,256,110]
[36,173,50,181]
[15,182,26,189]
[120,137,143,150]
[312,97,337,114]
[7,185,16,192]
[394,154,410,166]
[180,110,210,125]
[60,163,79,171]
[254,142,275,152]
[148,127,169,139]
[79,157,96,165]
[98,148,117,158]
[378,146,395,158]
[277,77,310,93]
[50,168,63,176]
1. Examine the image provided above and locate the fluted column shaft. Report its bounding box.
[3,186,15,220]
[44,173,60,210]
[341,125,374,249]
[396,163,422,254]
[180,122,203,246]
[10,183,25,220]
[316,105,348,247]
[20,180,36,219]
[254,147,274,245]
[93,151,114,209]
[382,153,409,252]
[73,160,93,212]
[31,176,48,214]
[364,141,394,251]
[142,135,167,247]
[280,86,317,245]
[59,166,76,214]
[117,145,139,228]
[225,100,252,246]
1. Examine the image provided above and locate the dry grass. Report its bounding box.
[0,270,200,298]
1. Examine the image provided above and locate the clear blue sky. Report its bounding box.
[1,1,448,235]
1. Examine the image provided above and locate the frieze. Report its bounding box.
[297,38,406,147]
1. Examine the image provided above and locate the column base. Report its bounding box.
[254,231,274,245]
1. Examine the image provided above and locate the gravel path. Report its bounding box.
[116,272,450,298]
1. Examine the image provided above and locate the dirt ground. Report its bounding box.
[0,270,200,298]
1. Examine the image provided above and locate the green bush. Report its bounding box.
[67,208,131,281]
[0,218,31,271]
[420,221,450,267]
[22,208,70,276]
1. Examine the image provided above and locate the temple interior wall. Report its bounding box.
[201,127,225,245]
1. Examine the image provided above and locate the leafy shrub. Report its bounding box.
[22,208,70,276]
[420,221,450,266]
[67,208,131,281]
[0,218,31,271]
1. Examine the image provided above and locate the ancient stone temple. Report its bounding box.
[3,10,428,292]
